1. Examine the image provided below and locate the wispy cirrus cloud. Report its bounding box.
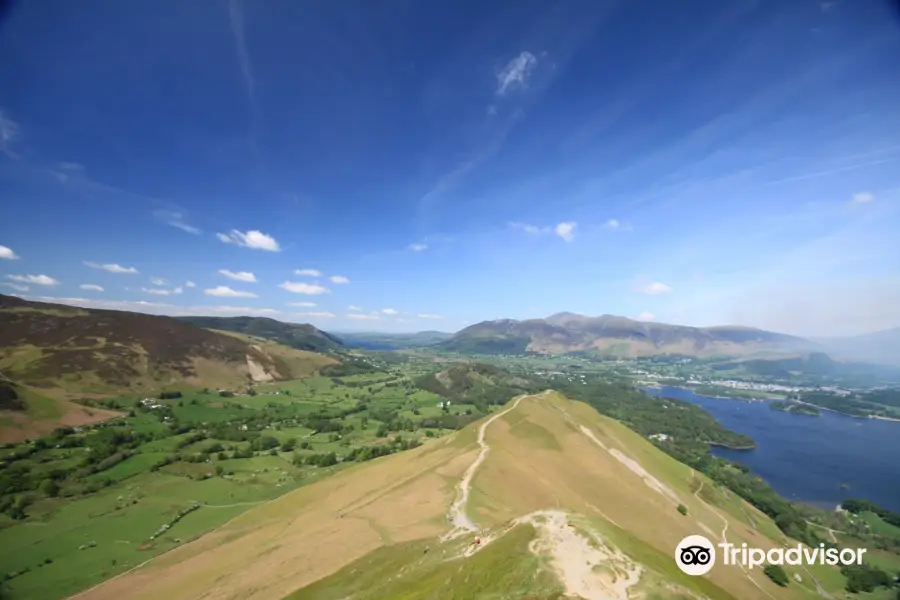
[154,210,201,235]
[150,277,167,286]
[286,301,317,307]
[0,245,19,260]
[216,230,281,252]
[0,109,19,156]
[204,285,257,298]
[418,313,444,319]
[218,269,257,282]
[381,308,399,315]
[84,261,139,274]
[7,274,59,286]
[347,305,362,311]
[850,191,874,205]
[408,243,428,252]
[80,284,104,292]
[496,51,538,96]
[1,282,28,291]
[329,275,350,284]
[278,281,330,295]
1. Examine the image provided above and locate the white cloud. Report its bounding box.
[142,286,183,296]
[381,308,399,315]
[84,261,139,274]
[347,305,362,311]
[554,221,577,242]
[204,285,257,298]
[294,268,322,277]
[80,284,104,292]
[636,312,656,321]
[294,311,335,318]
[347,313,380,321]
[418,313,445,319]
[603,218,633,232]
[329,275,350,284]
[638,281,673,295]
[216,229,281,252]
[509,221,545,234]
[0,109,19,154]
[851,191,874,204]
[150,277,167,286]
[496,51,537,96]
[218,269,257,283]
[279,281,330,295]
[154,210,201,235]
[1,282,28,291]
[185,281,196,288]
[287,301,317,307]
[0,245,19,260]
[409,243,428,252]
[7,274,59,286]
[509,221,577,241]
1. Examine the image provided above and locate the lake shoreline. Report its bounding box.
[643,384,900,513]
[645,384,900,423]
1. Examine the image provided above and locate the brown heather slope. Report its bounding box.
[72,392,833,600]
[0,294,337,439]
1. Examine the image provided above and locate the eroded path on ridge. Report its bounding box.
[440,391,643,600]
[441,392,532,541]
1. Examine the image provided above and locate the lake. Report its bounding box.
[642,386,900,512]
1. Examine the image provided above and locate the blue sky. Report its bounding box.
[1,0,899,336]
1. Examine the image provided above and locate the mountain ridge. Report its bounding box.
[174,315,344,353]
[0,294,338,439]
[441,312,816,357]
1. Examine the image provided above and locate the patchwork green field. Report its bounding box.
[0,362,545,600]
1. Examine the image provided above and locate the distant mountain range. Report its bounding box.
[439,312,816,358]
[813,327,900,367]
[332,330,453,350]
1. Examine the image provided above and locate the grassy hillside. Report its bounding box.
[69,392,846,600]
[174,316,344,353]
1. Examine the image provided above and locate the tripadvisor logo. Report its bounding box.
[675,534,867,576]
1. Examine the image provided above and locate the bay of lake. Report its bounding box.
[641,386,900,512]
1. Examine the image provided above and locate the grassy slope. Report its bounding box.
[0,384,121,443]
[71,392,841,600]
